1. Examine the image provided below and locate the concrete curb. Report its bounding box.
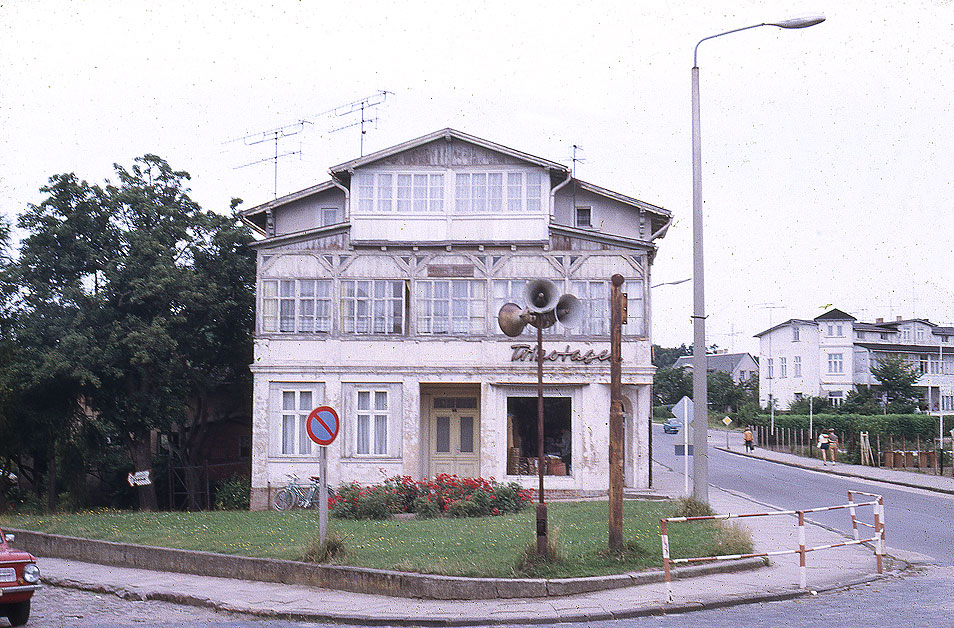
[15,528,766,601]
[714,447,954,496]
[39,564,904,627]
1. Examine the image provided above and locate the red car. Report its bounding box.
[0,531,40,626]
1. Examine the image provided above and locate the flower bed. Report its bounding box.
[330,474,532,520]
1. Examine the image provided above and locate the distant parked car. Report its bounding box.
[0,531,40,626]
[663,418,682,434]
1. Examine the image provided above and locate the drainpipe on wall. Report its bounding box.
[331,174,351,222]
[549,170,572,221]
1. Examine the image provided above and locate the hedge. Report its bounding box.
[746,413,940,440]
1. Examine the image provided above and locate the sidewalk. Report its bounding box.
[35,450,940,626]
[714,431,954,496]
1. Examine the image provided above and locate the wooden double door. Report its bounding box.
[429,395,480,477]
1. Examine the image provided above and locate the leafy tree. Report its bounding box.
[3,175,116,511]
[652,344,690,369]
[653,366,692,405]
[870,355,920,414]
[838,388,883,415]
[5,156,254,512]
[787,395,830,414]
[707,371,745,413]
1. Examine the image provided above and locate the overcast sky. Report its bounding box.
[2,0,953,354]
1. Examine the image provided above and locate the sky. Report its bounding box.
[2,0,953,355]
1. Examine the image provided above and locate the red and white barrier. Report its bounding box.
[659,491,885,602]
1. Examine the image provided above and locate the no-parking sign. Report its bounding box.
[306,406,340,446]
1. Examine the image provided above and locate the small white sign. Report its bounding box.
[127,470,152,487]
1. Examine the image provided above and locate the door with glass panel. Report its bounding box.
[429,397,479,477]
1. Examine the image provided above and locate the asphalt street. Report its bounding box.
[653,425,954,565]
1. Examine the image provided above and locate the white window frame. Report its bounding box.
[575,206,592,228]
[828,391,844,407]
[767,358,774,379]
[827,353,844,374]
[343,383,402,459]
[793,355,802,378]
[416,279,486,335]
[269,382,324,459]
[455,170,542,214]
[340,279,406,335]
[570,280,608,336]
[779,357,787,378]
[792,326,800,342]
[262,279,333,334]
[355,172,444,213]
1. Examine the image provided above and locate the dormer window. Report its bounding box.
[576,207,592,228]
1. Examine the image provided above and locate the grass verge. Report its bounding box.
[0,500,751,579]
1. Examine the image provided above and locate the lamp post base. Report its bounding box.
[536,502,548,555]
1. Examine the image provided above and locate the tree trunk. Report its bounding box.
[46,440,57,513]
[129,434,158,512]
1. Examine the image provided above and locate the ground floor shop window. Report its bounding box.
[506,397,571,476]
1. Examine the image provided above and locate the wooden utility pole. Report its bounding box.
[609,274,625,551]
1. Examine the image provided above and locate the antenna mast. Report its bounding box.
[229,120,311,199]
[329,90,391,156]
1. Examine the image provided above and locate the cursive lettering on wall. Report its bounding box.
[510,344,611,364]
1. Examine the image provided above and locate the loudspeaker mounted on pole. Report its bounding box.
[496,278,587,559]
[555,294,583,328]
[497,303,529,338]
[524,279,560,314]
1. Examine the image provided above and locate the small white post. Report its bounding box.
[319,446,328,544]
[798,510,807,589]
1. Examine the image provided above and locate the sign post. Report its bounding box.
[723,416,732,449]
[306,405,340,544]
[672,396,694,497]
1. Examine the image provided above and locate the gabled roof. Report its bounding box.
[814,308,856,322]
[238,180,338,235]
[330,128,569,174]
[854,322,894,332]
[754,318,815,338]
[673,352,757,374]
[574,179,671,221]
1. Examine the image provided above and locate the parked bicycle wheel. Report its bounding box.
[274,488,297,511]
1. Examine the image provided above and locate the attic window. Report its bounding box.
[575,207,592,228]
[321,207,339,226]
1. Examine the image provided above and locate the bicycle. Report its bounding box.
[273,475,322,510]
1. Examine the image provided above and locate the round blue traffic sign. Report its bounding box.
[306,406,340,446]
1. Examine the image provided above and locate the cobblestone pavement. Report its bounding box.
[29,566,954,628]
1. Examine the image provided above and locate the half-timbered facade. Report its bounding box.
[240,129,671,509]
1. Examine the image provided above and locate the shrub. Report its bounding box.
[301,531,346,563]
[411,494,441,519]
[674,496,714,518]
[331,475,532,520]
[214,475,251,511]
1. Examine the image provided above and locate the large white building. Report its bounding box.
[756,308,954,411]
[239,129,671,509]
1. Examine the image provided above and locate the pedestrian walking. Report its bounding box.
[743,427,755,452]
[828,429,838,463]
[818,430,832,465]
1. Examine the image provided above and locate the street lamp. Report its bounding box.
[691,14,825,503]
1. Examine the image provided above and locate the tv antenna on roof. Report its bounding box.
[329,90,391,156]
[571,144,586,178]
[228,119,312,199]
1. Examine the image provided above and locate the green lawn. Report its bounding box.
[0,500,751,578]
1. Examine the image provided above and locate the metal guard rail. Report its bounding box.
[660,491,885,602]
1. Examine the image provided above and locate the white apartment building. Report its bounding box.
[756,308,954,410]
[239,129,671,509]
